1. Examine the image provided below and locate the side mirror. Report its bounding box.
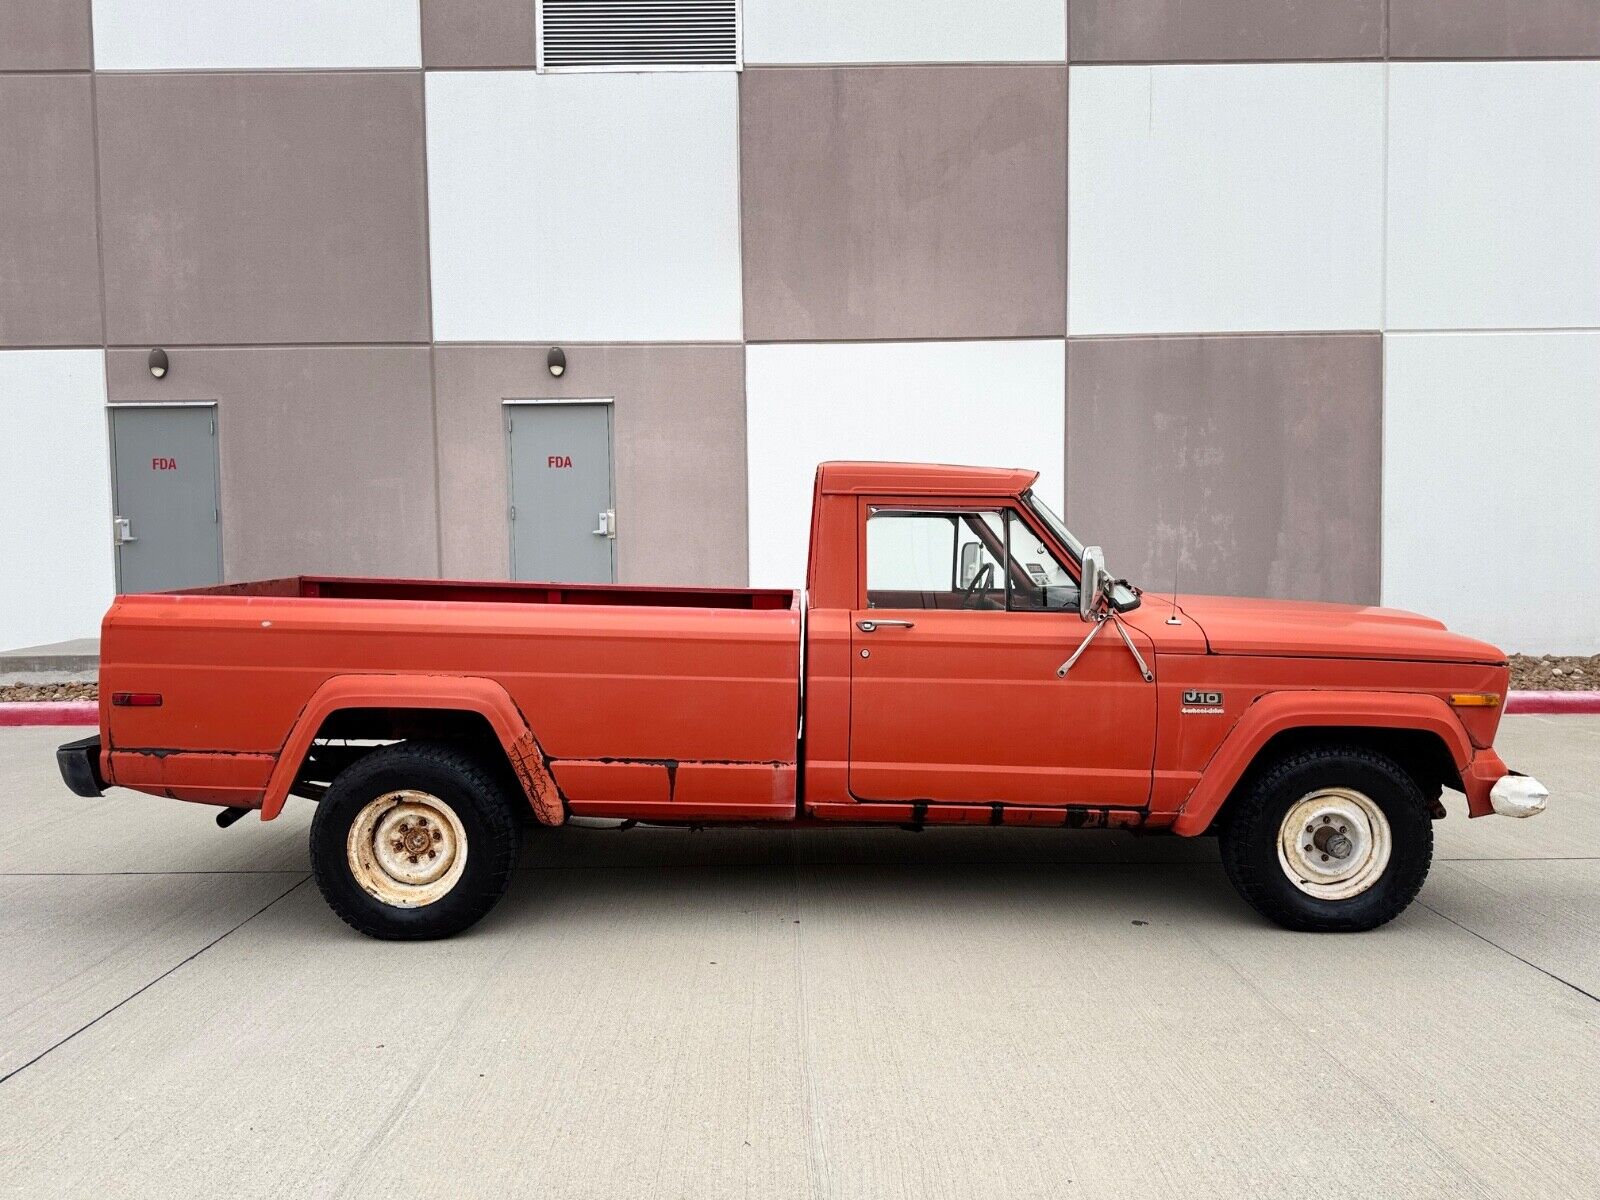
[958,541,981,587]
[1078,545,1107,621]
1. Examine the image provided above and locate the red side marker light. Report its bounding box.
[111,692,163,707]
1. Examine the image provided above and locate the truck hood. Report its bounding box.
[1173,594,1505,664]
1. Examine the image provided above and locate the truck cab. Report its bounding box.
[58,460,1549,940]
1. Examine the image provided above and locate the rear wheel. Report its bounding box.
[1219,746,1432,932]
[309,742,520,939]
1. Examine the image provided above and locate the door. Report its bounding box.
[847,503,1157,808]
[507,402,615,583]
[109,405,223,594]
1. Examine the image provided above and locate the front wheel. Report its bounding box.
[309,742,521,939]
[1219,746,1433,932]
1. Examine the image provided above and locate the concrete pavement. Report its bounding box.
[0,716,1596,1199]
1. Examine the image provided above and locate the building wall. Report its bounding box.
[0,1,1596,653]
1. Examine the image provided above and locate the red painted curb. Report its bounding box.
[1505,691,1600,715]
[0,702,99,726]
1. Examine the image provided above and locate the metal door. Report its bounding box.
[109,405,223,594]
[507,402,615,582]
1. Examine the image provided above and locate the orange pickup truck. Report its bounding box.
[58,461,1548,939]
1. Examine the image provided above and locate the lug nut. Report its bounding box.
[428,850,437,859]
[433,830,442,842]
[408,854,418,864]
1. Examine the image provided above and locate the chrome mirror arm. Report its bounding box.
[1056,611,1155,683]
[1109,612,1156,682]
[1056,615,1106,678]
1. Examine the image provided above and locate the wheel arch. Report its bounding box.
[1172,691,1472,837]
[260,674,565,826]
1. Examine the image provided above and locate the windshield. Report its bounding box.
[1022,490,1141,612]
[1023,490,1083,562]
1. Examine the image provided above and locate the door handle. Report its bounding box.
[858,620,915,632]
[113,516,137,545]
[591,510,616,538]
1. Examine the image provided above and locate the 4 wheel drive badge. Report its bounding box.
[1182,690,1224,713]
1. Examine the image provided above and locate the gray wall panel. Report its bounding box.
[97,72,430,346]
[433,344,748,587]
[741,66,1066,343]
[0,74,101,347]
[1069,0,1384,62]
[420,0,536,67]
[1066,334,1382,605]
[0,0,91,71]
[106,346,439,581]
[1391,1,1600,59]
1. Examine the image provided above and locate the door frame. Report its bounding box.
[502,397,617,582]
[106,401,224,593]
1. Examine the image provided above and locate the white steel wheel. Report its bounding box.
[1275,787,1392,901]
[346,789,469,908]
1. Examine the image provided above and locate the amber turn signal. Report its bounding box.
[1448,692,1501,708]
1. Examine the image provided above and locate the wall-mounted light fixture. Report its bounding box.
[148,348,169,379]
[547,346,566,378]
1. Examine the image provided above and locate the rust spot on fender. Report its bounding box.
[508,731,566,827]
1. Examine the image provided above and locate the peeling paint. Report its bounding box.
[508,732,566,827]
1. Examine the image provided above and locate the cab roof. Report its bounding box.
[815,461,1040,498]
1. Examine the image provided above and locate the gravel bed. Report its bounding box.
[1508,654,1597,692]
[1,682,97,703]
[4,656,1596,703]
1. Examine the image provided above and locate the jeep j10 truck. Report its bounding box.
[57,461,1549,939]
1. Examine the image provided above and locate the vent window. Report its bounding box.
[537,0,741,72]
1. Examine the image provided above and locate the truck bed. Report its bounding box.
[99,577,803,821]
[177,575,796,611]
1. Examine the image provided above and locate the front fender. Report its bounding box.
[258,674,565,825]
[1171,690,1475,837]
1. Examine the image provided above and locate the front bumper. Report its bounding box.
[1490,773,1549,819]
[57,735,105,798]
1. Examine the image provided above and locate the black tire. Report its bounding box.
[1218,746,1433,932]
[309,742,521,940]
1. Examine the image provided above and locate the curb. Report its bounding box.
[3,692,1598,727]
[0,702,99,726]
[1504,691,1600,715]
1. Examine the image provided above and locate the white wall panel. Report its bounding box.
[1388,62,1600,331]
[0,351,114,649]
[1068,64,1384,335]
[744,340,1065,588]
[744,0,1063,64]
[1383,333,1600,654]
[92,0,420,69]
[427,72,741,342]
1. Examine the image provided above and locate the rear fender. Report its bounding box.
[1171,690,1474,837]
[259,674,564,825]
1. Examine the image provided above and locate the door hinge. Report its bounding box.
[509,505,516,521]
[214,508,219,523]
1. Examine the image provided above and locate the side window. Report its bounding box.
[864,508,1080,612]
[1005,511,1079,612]
[866,510,1005,610]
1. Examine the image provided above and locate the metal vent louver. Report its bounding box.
[538,0,741,71]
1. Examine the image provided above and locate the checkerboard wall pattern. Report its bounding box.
[1,1,1595,651]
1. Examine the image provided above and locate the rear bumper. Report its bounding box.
[56,735,105,798]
